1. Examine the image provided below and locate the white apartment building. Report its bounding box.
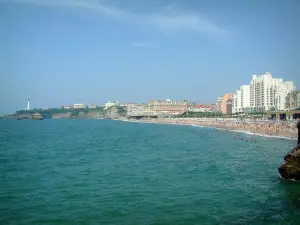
[104,101,119,109]
[73,103,85,109]
[87,104,97,108]
[232,85,250,114]
[232,72,296,113]
[249,72,295,112]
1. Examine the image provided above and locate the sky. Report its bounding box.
[0,0,300,114]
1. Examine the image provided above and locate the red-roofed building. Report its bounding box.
[191,104,215,112]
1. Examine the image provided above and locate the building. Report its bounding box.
[73,103,85,109]
[232,73,296,113]
[226,99,233,114]
[61,105,74,109]
[285,90,298,110]
[191,104,215,112]
[126,103,138,113]
[250,72,295,112]
[216,96,223,112]
[232,85,250,114]
[88,104,97,108]
[104,101,119,109]
[266,108,300,120]
[297,91,300,108]
[232,90,240,114]
[278,81,295,111]
[127,104,146,116]
[148,99,189,115]
[126,104,158,116]
[232,72,296,113]
[219,93,234,114]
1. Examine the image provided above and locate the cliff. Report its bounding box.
[103,106,126,120]
[278,145,300,181]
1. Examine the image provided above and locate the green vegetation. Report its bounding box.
[174,111,267,119]
[71,110,80,117]
[15,107,105,118]
[248,112,266,115]
[116,106,127,116]
[176,111,223,118]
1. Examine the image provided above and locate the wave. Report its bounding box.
[227,129,296,140]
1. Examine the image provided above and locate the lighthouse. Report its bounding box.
[27,99,30,110]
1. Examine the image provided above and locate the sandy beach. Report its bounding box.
[125,118,298,140]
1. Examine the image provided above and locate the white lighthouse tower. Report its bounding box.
[27,99,30,110]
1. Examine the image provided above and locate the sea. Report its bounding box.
[0,119,300,225]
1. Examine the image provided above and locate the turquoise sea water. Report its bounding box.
[1,119,300,225]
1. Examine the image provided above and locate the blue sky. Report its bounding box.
[0,0,299,114]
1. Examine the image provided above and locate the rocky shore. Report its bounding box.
[278,120,300,181]
[278,145,300,180]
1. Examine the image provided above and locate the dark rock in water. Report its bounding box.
[278,145,300,181]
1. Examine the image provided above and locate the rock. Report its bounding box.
[16,114,31,120]
[52,112,72,119]
[104,106,124,119]
[278,145,300,181]
[31,113,43,120]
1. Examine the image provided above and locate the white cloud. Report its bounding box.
[11,0,228,35]
[129,42,155,48]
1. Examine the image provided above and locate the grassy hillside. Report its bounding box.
[15,107,105,119]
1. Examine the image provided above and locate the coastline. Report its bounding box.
[121,118,297,141]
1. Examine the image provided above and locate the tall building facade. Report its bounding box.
[221,93,234,114]
[249,72,295,112]
[216,94,234,114]
[232,85,250,114]
[232,72,296,113]
[226,99,233,114]
[232,90,240,114]
[216,96,223,112]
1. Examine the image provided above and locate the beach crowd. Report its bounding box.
[136,118,298,139]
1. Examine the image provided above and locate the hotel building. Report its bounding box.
[148,99,190,115]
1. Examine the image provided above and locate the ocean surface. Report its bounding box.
[1,119,300,225]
